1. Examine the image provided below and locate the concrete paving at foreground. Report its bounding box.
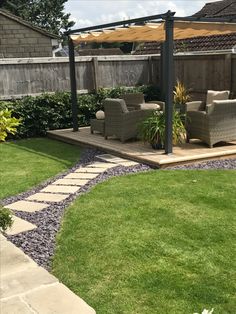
[0,235,96,314]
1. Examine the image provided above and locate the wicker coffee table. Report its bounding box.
[90,119,105,135]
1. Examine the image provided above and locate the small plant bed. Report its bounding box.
[52,170,236,313]
[0,138,82,199]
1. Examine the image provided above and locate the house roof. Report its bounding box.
[134,32,236,54]
[0,9,59,39]
[193,0,236,19]
[134,0,236,54]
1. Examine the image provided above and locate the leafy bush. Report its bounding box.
[0,109,21,141]
[0,207,13,233]
[0,85,161,139]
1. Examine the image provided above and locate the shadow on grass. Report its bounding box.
[9,137,81,166]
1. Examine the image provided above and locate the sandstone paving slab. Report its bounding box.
[26,193,70,203]
[65,171,101,178]
[117,161,140,167]
[97,153,129,163]
[53,178,89,186]
[0,296,33,314]
[4,200,50,213]
[65,171,98,179]
[1,266,58,299]
[24,283,95,314]
[0,239,37,277]
[86,162,116,168]
[41,185,80,194]
[0,233,6,241]
[5,216,37,236]
[74,167,105,174]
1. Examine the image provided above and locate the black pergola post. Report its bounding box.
[68,37,79,132]
[164,12,174,154]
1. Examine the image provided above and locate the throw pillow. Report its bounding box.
[96,110,105,120]
[206,90,230,106]
[140,103,161,110]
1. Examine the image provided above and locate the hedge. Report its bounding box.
[0,85,160,139]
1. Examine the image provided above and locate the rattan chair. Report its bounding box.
[185,90,230,112]
[103,98,153,142]
[186,99,236,147]
[120,93,165,111]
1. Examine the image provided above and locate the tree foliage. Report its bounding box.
[1,0,75,35]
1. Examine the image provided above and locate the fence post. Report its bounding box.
[92,57,99,91]
[224,53,232,94]
[148,56,153,84]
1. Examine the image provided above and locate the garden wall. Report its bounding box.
[0,53,235,100]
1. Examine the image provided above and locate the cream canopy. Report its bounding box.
[71,20,236,43]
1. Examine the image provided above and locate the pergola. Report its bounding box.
[65,11,236,154]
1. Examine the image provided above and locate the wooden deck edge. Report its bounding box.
[47,131,236,168]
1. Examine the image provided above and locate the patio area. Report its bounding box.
[47,127,236,167]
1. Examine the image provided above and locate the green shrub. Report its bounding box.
[0,109,21,141]
[0,207,13,233]
[0,85,160,139]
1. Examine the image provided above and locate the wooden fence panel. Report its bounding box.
[0,53,235,100]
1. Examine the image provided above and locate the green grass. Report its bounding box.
[52,170,236,314]
[0,138,81,199]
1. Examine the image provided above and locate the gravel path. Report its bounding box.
[2,149,235,270]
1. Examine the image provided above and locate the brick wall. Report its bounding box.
[0,14,53,58]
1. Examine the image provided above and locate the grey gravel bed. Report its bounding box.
[3,149,151,270]
[2,150,235,270]
[168,158,236,170]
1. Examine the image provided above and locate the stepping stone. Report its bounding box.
[66,172,98,179]
[86,162,116,168]
[41,185,80,194]
[74,167,105,174]
[4,200,50,213]
[5,215,37,236]
[1,265,58,299]
[26,193,70,203]
[52,179,89,186]
[24,283,96,314]
[97,153,129,163]
[118,161,139,167]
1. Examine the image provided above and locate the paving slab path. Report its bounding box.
[1,154,143,314]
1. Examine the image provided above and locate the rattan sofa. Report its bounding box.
[186,99,236,147]
[103,98,153,142]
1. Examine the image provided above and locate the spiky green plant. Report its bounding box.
[174,80,190,105]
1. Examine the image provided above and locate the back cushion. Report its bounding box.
[121,93,145,106]
[206,90,230,105]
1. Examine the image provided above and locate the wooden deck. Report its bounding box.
[47,127,236,168]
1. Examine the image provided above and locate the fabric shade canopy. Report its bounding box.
[71,20,236,43]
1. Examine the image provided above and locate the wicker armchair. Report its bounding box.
[185,90,230,112]
[120,93,165,111]
[103,98,153,142]
[186,99,236,147]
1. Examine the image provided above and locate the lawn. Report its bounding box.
[0,138,81,199]
[52,170,236,314]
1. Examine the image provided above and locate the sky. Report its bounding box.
[65,0,217,29]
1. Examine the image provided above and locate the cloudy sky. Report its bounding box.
[65,0,216,29]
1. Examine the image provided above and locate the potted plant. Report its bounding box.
[139,110,186,149]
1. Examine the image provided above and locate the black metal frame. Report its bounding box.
[66,11,236,154]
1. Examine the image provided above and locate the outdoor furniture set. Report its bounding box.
[90,93,164,142]
[90,91,236,148]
